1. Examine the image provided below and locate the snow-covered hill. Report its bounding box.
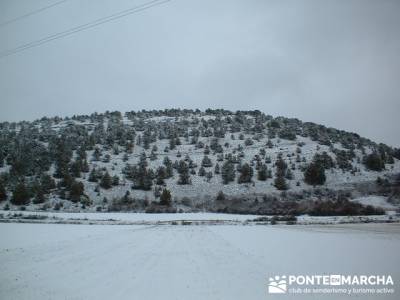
[0,109,399,214]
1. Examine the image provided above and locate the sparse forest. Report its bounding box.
[0,109,399,214]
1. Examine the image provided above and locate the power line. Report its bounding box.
[0,0,170,59]
[0,0,70,28]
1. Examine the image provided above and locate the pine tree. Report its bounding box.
[221,161,235,184]
[274,175,288,190]
[178,161,191,185]
[40,174,55,194]
[0,181,7,201]
[150,150,157,161]
[142,169,153,190]
[257,164,268,181]
[139,152,148,168]
[169,137,176,150]
[92,147,101,161]
[304,162,326,186]
[81,159,89,173]
[214,163,220,174]
[69,180,84,202]
[238,163,253,183]
[70,159,82,178]
[100,171,112,189]
[11,182,30,205]
[206,171,213,182]
[202,155,212,167]
[216,191,225,201]
[88,168,98,182]
[159,188,172,206]
[275,155,287,177]
[198,166,206,176]
[363,152,385,171]
[77,145,87,160]
[163,157,174,178]
[244,138,253,146]
[53,138,72,178]
[60,173,74,189]
[33,187,46,204]
[156,166,166,185]
[204,145,210,155]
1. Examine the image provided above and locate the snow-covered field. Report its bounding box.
[1,210,399,225]
[1,222,399,300]
[0,211,258,222]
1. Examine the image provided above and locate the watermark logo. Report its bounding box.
[267,274,395,296]
[268,275,287,294]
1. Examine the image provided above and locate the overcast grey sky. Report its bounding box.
[0,0,399,146]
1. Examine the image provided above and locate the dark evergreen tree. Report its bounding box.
[313,152,334,169]
[169,137,176,150]
[70,159,82,178]
[257,164,268,181]
[40,174,56,194]
[206,171,213,182]
[33,187,46,204]
[275,155,287,177]
[92,147,102,161]
[156,166,166,185]
[159,188,172,206]
[77,145,87,160]
[60,173,74,189]
[178,161,191,185]
[238,163,253,183]
[198,166,206,176]
[163,157,174,178]
[81,159,89,173]
[69,180,84,202]
[88,168,98,182]
[214,163,220,174]
[127,155,153,191]
[363,152,385,171]
[204,145,210,155]
[304,162,326,185]
[143,129,152,150]
[202,155,213,167]
[150,149,157,161]
[11,182,30,205]
[221,161,235,184]
[100,171,112,189]
[244,138,253,146]
[274,175,288,190]
[142,169,153,190]
[216,191,225,201]
[138,152,148,168]
[0,181,7,201]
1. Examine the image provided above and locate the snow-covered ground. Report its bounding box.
[1,210,399,225]
[1,223,399,300]
[0,211,259,222]
[351,195,398,210]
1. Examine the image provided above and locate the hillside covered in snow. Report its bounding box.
[0,109,399,215]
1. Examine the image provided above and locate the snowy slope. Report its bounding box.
[1,109,399,212]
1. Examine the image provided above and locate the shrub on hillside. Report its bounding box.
[304,163,326,186]
[363,153,385,171]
